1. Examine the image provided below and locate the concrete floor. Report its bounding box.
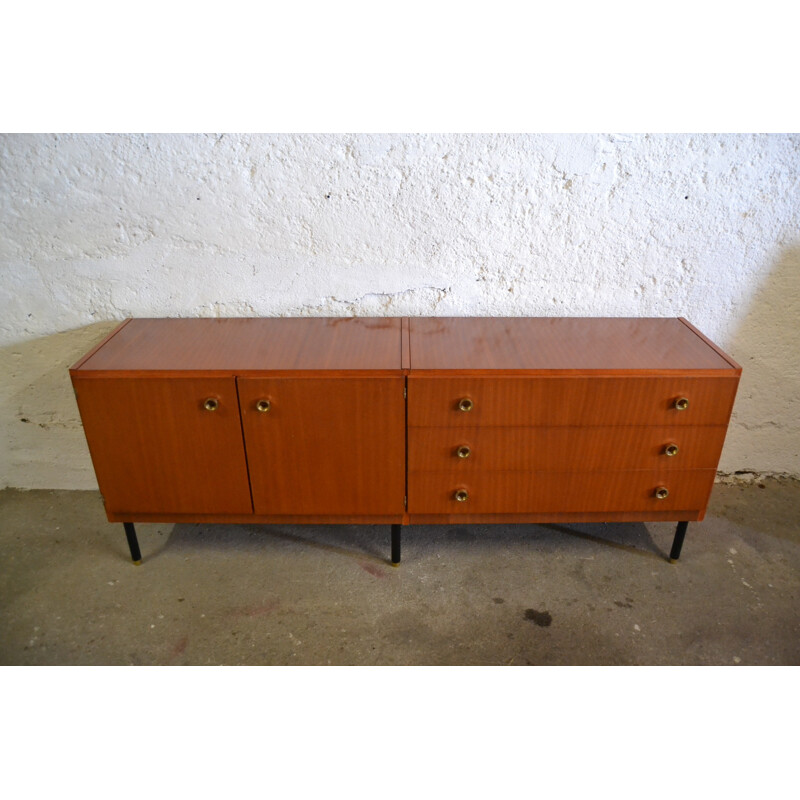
[1,479,798,665]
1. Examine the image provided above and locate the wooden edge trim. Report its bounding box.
[407,510,704,524]
[408,466,722,472]
[69,319,132,372]
[106,512,404,524]
[678,317,742,372]
[402,319,410,527]
[73,368,740,379]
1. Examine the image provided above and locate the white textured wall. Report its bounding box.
[1,133,798,489]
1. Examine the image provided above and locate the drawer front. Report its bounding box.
[408,469,716,515]
[408,425,729,473]
[239,377,405,516]
[408,376,739,428]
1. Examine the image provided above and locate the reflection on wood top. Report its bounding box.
[75,317,403,372]
[409,317,738,372]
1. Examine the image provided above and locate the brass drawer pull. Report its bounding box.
[664,443,679,457]
[654,486,669,500]
[256,399,271,413]
[674,397,689,411]
[456,445,471,459]
[458,398,474,412]
[454,489,469,502]
[203,398,219,411]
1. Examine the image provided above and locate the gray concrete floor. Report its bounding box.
[1,479,798,665]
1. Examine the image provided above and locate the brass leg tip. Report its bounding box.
[391,561,400,568]
[133,559,142,566]
[669,558,678,564]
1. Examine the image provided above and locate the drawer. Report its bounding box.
[408,469,717,515]
[408,376,739,428]
[408,425,729,473]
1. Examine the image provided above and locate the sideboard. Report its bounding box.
[70,316,741,565]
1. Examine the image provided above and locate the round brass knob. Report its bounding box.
[454,489,469,502]
[664,444,679,457]
[674,397,689,411]
[654,486,669,500]
[458,398,474,412]
[456,445,471,459]
[256,399,271,413]
[203,398,219,411]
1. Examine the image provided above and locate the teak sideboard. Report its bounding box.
[69,317,741,565]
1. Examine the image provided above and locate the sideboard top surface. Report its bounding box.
[74,317,403,373]
[72,316,740,375]
[409,317,739,372]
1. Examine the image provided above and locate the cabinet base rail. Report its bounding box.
[119,520,690,566]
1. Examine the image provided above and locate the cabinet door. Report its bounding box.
[239,377,405,516]
[73,377,253,516]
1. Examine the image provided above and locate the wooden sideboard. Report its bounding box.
[70,316,741,565]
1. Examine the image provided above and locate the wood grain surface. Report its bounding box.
[69,316,740,528]
[105,511,404,524]
[407,469,716,515]
[408,509,705,524]
[408,425,730,473]
[69,319,131,370]
[678,317,742,370]
[75,317,404,373]
[72,376,253,516]
[401,316,410,370]
[408,317,739,371]
[239,377,405,516]
[408,376,740,427]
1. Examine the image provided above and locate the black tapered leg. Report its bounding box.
[123,522,142,565]
[391,524,401,566]
[669,521,689,562]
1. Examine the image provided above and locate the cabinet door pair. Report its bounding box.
[73,377,405,517]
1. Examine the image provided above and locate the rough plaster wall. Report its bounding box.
[1,133,798,489]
